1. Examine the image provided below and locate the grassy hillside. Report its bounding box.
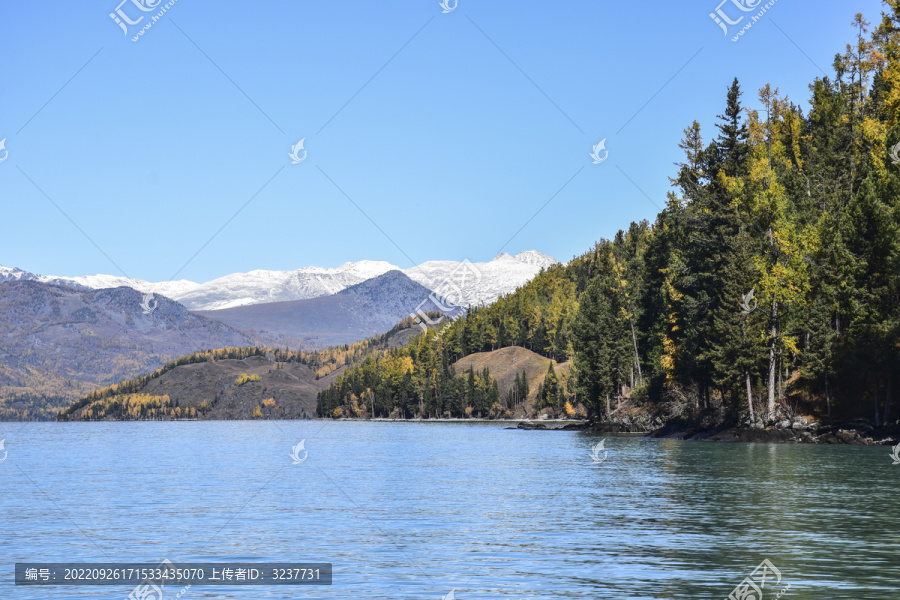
[60,355,338,421]
[452,346,570,410]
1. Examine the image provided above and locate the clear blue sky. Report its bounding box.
[0,0,884,283]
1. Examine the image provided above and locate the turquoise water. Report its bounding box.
[1,421,898,599]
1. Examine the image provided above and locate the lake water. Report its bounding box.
[1,421,898,599]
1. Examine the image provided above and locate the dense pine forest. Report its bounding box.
[317,6,900,425]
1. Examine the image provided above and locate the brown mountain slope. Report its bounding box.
[0,280,253,420]
[59,321,431,421]
[451,346,570,406]
[62,355,341,421]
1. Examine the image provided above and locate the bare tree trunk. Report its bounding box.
[746,371,756,424]
[825,376,832,423]
[767,301,778,422]
[629,319,643,386]
[606,394,610,419]
[777,350,783,407]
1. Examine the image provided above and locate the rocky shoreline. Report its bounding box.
[651,416,900,445]
[515,413,900,446]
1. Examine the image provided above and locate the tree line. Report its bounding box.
[318,6,900,424]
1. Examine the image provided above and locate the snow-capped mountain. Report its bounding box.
[44,274,199,299]
[508,249,558,268]
[172,260,397,310]
[403,251,560,309]
[0,250,559,311]
[0,265,196,297]
[0,265,40,283]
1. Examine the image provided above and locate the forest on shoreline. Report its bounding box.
[317,5,900,426]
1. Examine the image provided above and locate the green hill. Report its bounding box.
[452,347,571,416]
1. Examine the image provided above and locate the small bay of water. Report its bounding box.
[1,421,898,599]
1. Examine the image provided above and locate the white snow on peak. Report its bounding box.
[0,265,38,282]
[513,250,560,268]
[0,264,198,296]
[171,260,401,310]
[42,274,200,298]
[1,253,558,311]
[403,251,560,308]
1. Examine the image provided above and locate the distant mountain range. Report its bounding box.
[0,265,199,299]
[196,270,439,348]
[0,251,559,417]
[0,250,559,311]
[0,281,252,419]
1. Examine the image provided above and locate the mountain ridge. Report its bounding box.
[1,250,559,311]
[0,280,255,419]
[194,270,441,348]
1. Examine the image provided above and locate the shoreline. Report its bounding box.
[14,416,900,446]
